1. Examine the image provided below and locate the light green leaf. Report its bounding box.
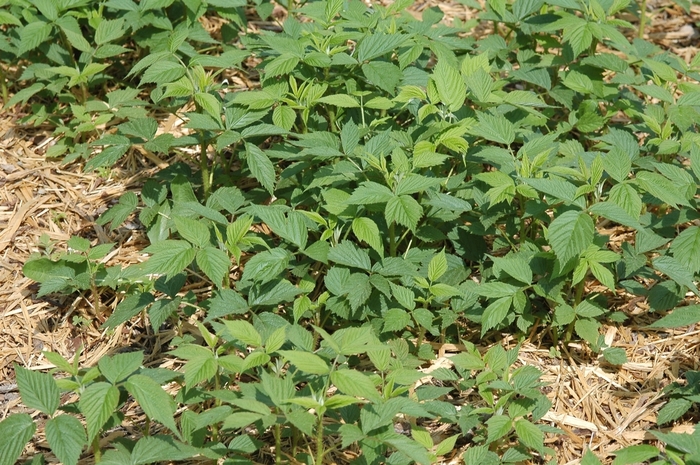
[357,33,408,62]
[95,18,126,45]
[173,216,210,248]
[15,365,59,415]
[131,435,199,464]
[514,418,544,453]
[635,171,691,208]
[144,240,196,277]
[196,247,230,287]
[97,351,143,385]
[385,195,422,231]
[612,445,661,465]
[140,61,186,86]
[224,320,262,347]
[352,217,383,255]
[428,250,447,282]
[79,382,120,442]
[19,21,53,55]
[45,415,86,465]
[432,60,467,112]
[318,94,360,108]
[277,350,330,375]
[548,210,595,264]
[242,248,290,284]
[574,319,600,345]
[194,92,222,120]
[331,369,380,402]
[482,296,512,334]
[272,106,296,131]
[471,112,515,146]
[348,182,394,205]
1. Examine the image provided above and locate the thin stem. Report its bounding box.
[638,0,647,39]
[389,222,396,257]
[275,422,282,464]
[199,136,211,199]
[315,415,324,465]
[92,436,102,463]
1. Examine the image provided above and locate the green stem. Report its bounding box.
[275,422,282,464]
[573,278,585,308]
[315,413,325,464]
[389,222,396,257]
[0,65,8,105]
[638,0,647,39]
[92,436,102,463]
[199,136,211,199]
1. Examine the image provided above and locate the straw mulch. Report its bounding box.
[1,2,700,464]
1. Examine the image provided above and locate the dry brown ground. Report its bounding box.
[2,1,700,464]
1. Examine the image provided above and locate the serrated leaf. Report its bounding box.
[548,210,594,264]
[357,33,408,62]
[196,247,230,287]
[432,60,466,112]
[471,112,515,146]
[385,195,422,231]
[131,435,198,464]
[486,414,512,443]
[277,350,329,374]
[19,21,52,55]
[140,61,185,86]
[0,414,35,465]
[653,256,700,297]
[245,143,276,194]
[173,216,210,248]
[647,305,700,329]
[635,171,691,208]
[98,351,143,385]
[482,296,512,334]
[318,94,360,108]
[102,292,155,329]
[602,347,627,365]
[351,217,383,255]
[272,106,296,131]
[224,320,262,347]
[144,240,196,277]
[194,92,222,120]
[612,445,662,464]
[328,241,372,271]
[348,182,394,205]
[656,398,693,425]
[514,419,544,452]
[428,250,447,282]
[671,226,700,274]
[574,319,600,345]
[15,365,59,415]
[79,382,120,442]
[125,375,180,438]
[45,415,86,465]
[331,369,380,402]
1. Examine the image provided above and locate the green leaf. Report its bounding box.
[143,241,197,277]
[131,435,198,464]
[328,241,372,271]
[395,175,442,196]
[612,445,661,465]
[242,248,291,284]
[602,347,627,365]
[548,210,595,264]
[140,61,186,86]
[385,195,422,231]
[98,351,143,385]
[381,433,432,465]
[102,292,155,329]
[492,255,532,284]
[184,354,217,386]
[95,18,126,45]
[482,296,512,334]
[194,92,222,120]
[196,247,230,287]
[471,112,515,146]
[656,397,693,425]
[486,414,512,443]
[224,320,262,347]
[45,415,86,465]
[431,60,466,112]
[635,171,691,208]
[15,365,59,415]
[434,434,460,457]
[0,414,35,465]
[647,305,700,329]
[574,319,600,345]
[331,369,380,402]
[173,216,210,248]
[79,382,120,442]
[514,418,544,453]
[272,106,296,131]
[581,449,603,465]
[55,16,92,53]
[96,192,138,231]
[357,33,408,62]
[428,250,447,282]
[245,143,276,194]
[362,61,402,94]
[318,94,360,108]
[348,182,394,205]
[277,350,330,375]
[653,256,700,297]
[352,217,383,255]
[125,375,180,438]
[19,21,53,55]
[671,226,700,273]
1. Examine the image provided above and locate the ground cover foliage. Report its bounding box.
[1,0,700,463]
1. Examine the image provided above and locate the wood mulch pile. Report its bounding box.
[1,1,700,464]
